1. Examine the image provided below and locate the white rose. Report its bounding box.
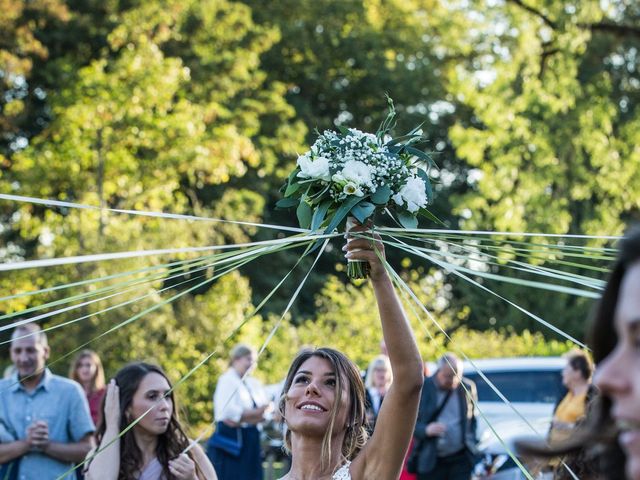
[343,182,364,197]
[297,154,331,181]
[341,160,373,186]
[393,177,427,213]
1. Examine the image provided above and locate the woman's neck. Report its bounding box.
[570,380,590,396]
[133,428,159,465]
[285,432,345,480]
[374,384,387,395]
[233,366,247,378]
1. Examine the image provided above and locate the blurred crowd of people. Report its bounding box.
[1,226,640,480]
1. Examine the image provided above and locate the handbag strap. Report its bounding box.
[413,388,454,453]
[241,379,259,408]
[428,389,452,424]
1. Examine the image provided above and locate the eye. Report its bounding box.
[325,378,336,387]
[294,375,309,384]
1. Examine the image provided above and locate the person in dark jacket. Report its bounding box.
[413,354,478,480]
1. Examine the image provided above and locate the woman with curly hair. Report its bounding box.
[85,362,216,480]
[277,227,424,480]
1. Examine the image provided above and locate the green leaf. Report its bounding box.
[323,195,362,234]
[285,181,301,196]
[397,211,418,229]
[296,201,313,229]
[370,185,392,205]
[311,199,332,231]
[418,208,445,226]
[386,133,423,147]
[405,146,432,162]
[337,125,350,136]
[309,184,331,204]
[275,197,300,209]
[350,201,376,224]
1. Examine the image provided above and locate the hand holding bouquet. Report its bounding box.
[277,97,436,278]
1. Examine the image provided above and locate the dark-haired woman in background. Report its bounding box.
[518,225,640,479]
[85,362,216,480]
[591,225,640,480]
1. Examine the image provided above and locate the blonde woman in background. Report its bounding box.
[364,355,392,431]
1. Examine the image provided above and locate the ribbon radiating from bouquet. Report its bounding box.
[277,96,437,278]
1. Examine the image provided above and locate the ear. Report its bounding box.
[43,345,51,361]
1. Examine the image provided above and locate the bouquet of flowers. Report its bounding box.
[277,97,436,278]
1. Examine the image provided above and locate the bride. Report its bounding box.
[278,227,423,480]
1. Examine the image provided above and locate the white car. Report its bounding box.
[462,357,567,479]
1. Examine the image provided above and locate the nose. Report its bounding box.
[593,348,629,397]
[16,351,30,363]
[305,380,320,397]
[157,396,171,412]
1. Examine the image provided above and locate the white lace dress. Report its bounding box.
[332,461,351,480]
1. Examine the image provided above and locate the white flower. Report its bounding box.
[341,160,373,186]
[332,172,346,183]
[392,176,428,213]
[297,154,331,181]
[343,182,364,197]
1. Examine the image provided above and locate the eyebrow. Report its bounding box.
[145,389,171,395]
[295,370,336,377]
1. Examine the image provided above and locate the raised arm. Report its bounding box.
[345,227,424,480]
[85,380,120,480]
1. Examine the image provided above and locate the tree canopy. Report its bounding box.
[1,0,638,429]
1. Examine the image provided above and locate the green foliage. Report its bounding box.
[0,0,638,430]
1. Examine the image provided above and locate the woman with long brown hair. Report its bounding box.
[69,349,106,427]
[277,227,424,480]
[518,225,640,479]
[85,362,216,479]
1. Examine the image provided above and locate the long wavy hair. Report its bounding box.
[95,362,198,479]
[69,349,105,393]
[517,225,640,479]
[279,347,368,471]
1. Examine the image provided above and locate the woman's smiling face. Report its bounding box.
[284,355,349,438]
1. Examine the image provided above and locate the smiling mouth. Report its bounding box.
[299,404,326,412]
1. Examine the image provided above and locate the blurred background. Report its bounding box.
[0,0,638,434]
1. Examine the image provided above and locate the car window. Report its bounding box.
[465,370,565,403]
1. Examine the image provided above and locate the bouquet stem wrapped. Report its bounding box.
[345,216,371,279]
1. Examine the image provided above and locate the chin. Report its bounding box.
[288,419,331,438]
